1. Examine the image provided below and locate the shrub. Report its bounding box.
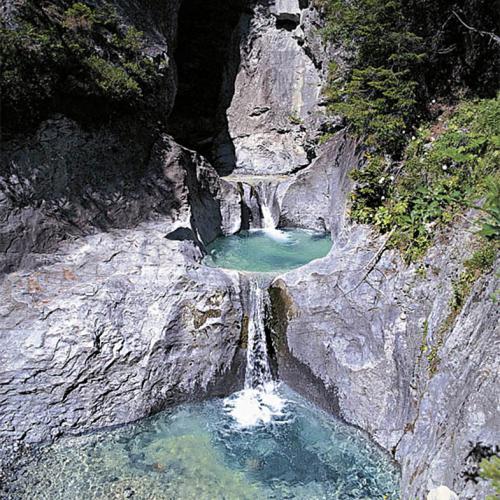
[465,242,498,273]
[330,67,417,154]
[476,176,500,241]
[349,96,500,261]
[0,1,165,134]
[62,2,96,31]
[480,455,500,500]
[86,55,142,99]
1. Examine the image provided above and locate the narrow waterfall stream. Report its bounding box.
[255,181,292,242]
[244,279,272,389]
[257,182,278,230]
[225,278,285,428]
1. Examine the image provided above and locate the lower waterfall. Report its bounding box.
[244,279,272,389]
[225,277,285,427]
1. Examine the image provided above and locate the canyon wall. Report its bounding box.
[0,1,498,499]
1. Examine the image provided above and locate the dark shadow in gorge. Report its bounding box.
[168,0,248,171]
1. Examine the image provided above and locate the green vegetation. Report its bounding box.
[476,176,500,241]
[288,113,303,126]
[321,0,424,154]
[0,1,165,133]
[452,240,497,311]
[349,97,500,261]
[480,455,500,500]
[318,0,499,262]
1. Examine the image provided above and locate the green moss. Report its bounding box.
[288,113,303,125]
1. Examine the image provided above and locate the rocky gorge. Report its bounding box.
[0,0,498,499]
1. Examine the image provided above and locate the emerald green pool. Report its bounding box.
[203,228,332,272]
[5,385,400,499]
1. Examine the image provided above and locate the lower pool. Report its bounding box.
[5,385,400,500]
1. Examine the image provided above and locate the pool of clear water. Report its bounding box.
[7,385,400,499]
[203,228,332,273]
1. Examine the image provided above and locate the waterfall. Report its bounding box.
[256,181,279,229]
[244,279,272,389]
[225,277,285,427]
[261,204,275,230]
[255,181,289,241]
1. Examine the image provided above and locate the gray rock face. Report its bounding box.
[0,111,246,447]
[271,0,301,23]
[0,118,226,274]
[279,131,358,233]
[269,220,499,499]
[0,220,244,445]
[215,2,333,174]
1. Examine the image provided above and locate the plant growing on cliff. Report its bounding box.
[320,0,424,155]
[0,1,164,134]
[476,176,500,241]
[349,96,500,261]
[318,0,499,262]
[480,455,500,499]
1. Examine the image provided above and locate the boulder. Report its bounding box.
[0,220,244,444]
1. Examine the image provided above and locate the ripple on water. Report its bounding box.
[5,385,400,500]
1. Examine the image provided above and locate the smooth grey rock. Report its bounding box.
[215,4,328,174]
[279,131,359,233]
[219,179,243,235]
[427,486,459,500]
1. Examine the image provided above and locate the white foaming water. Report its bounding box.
[261,205,289,242]
[259,184,289,242]
[260,204,276,230]
[225,279,286,428]
[225,382,285,428]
